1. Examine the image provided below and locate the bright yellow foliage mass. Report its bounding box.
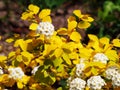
[0,4,120,90]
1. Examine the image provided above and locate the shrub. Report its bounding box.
[0,4,120,90]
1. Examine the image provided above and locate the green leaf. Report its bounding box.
[57,64,64,72]
[35,69,56,85]
[53,58,63,67]
[57,87,62,90]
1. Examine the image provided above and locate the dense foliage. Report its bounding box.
[0,2,120,90]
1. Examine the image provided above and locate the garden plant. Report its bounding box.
[0,4,120,90]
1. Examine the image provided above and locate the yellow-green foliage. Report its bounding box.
[0,4,120,90]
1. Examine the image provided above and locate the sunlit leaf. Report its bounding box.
[73,10,82,18]
[57,28,67,35]
[39,9,51,19]
[42,16,52,23]
[14,39,27,51]
[17,81,24,89]
[62,53,71,65]
[28,4,40,14]
[78,21,91,29]
[100,37,110,45]
[21,51,33,65]
[112,39,120,47]
[8,51,15,58]
[54,48,63,58]
[81,15,94,22]
[53,58,63,67]
[16,55,23,62]
[70,31,81,42]
[68,21,77,30]
[5,38,14,43]
[105,50,119,61]
[88,34,98,42]
[29,23,38,30]
[0,56,7,62]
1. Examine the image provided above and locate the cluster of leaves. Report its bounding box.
[0,4,120,90]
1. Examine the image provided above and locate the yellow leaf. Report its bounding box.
[42,16,52,23]
[67,16,76,22]
[5,38,14,43]
[105,50,119,61]
[100,37,110,45]
[16,55,23,62]
[29,23,38,30]
[108,61,120,68]
[70,31,81,42]
[79,48,93,59]
[43,44,57,56]
[21,76,30,84]
[35,56,44,65]
[91,67,98,75]
[85,86,90,90]
[81,15,94,22]
[53,58,63,67]
[17,81,24,89]
[68,21,77,30]
[85,68,92,77]
[112,39,120,47]
[88,34,98,41]
[14,39,27,51]
[21,51,33,65]
[28,4,40,14]
[91,62,106,69]
[73,10,82,18]
[0,56,7,62]
[57,28,67,35]
[62,42,74,52]
[69,52,79,64]
[39,9,51,19]
[54,48,63,58]
[62,53,71,65]
[21,51,33,59]
[78,21,91,29]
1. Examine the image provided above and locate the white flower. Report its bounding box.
[76,63,85,77]
[31,66,40,75]
[0,66,3,75]
[67,77,73,86]
[87,76,106,90]
[112,73,120,87]
[8,67,25,80]
[36,22,54,38]
[105,66,119,80]
[69,77,86,90]
[93,53,108,64]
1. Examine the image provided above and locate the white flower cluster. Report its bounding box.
[8,67,25,80]
[76,63,85,77]
[105,66,120,87]
[112,74,120,87]
[31,66,40,75]
[36,22,54,38]
[93,53,109,64]
[105,66,119,80]
[69,77,86,90]
[87,76,106,90]
[0,66,3,75]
